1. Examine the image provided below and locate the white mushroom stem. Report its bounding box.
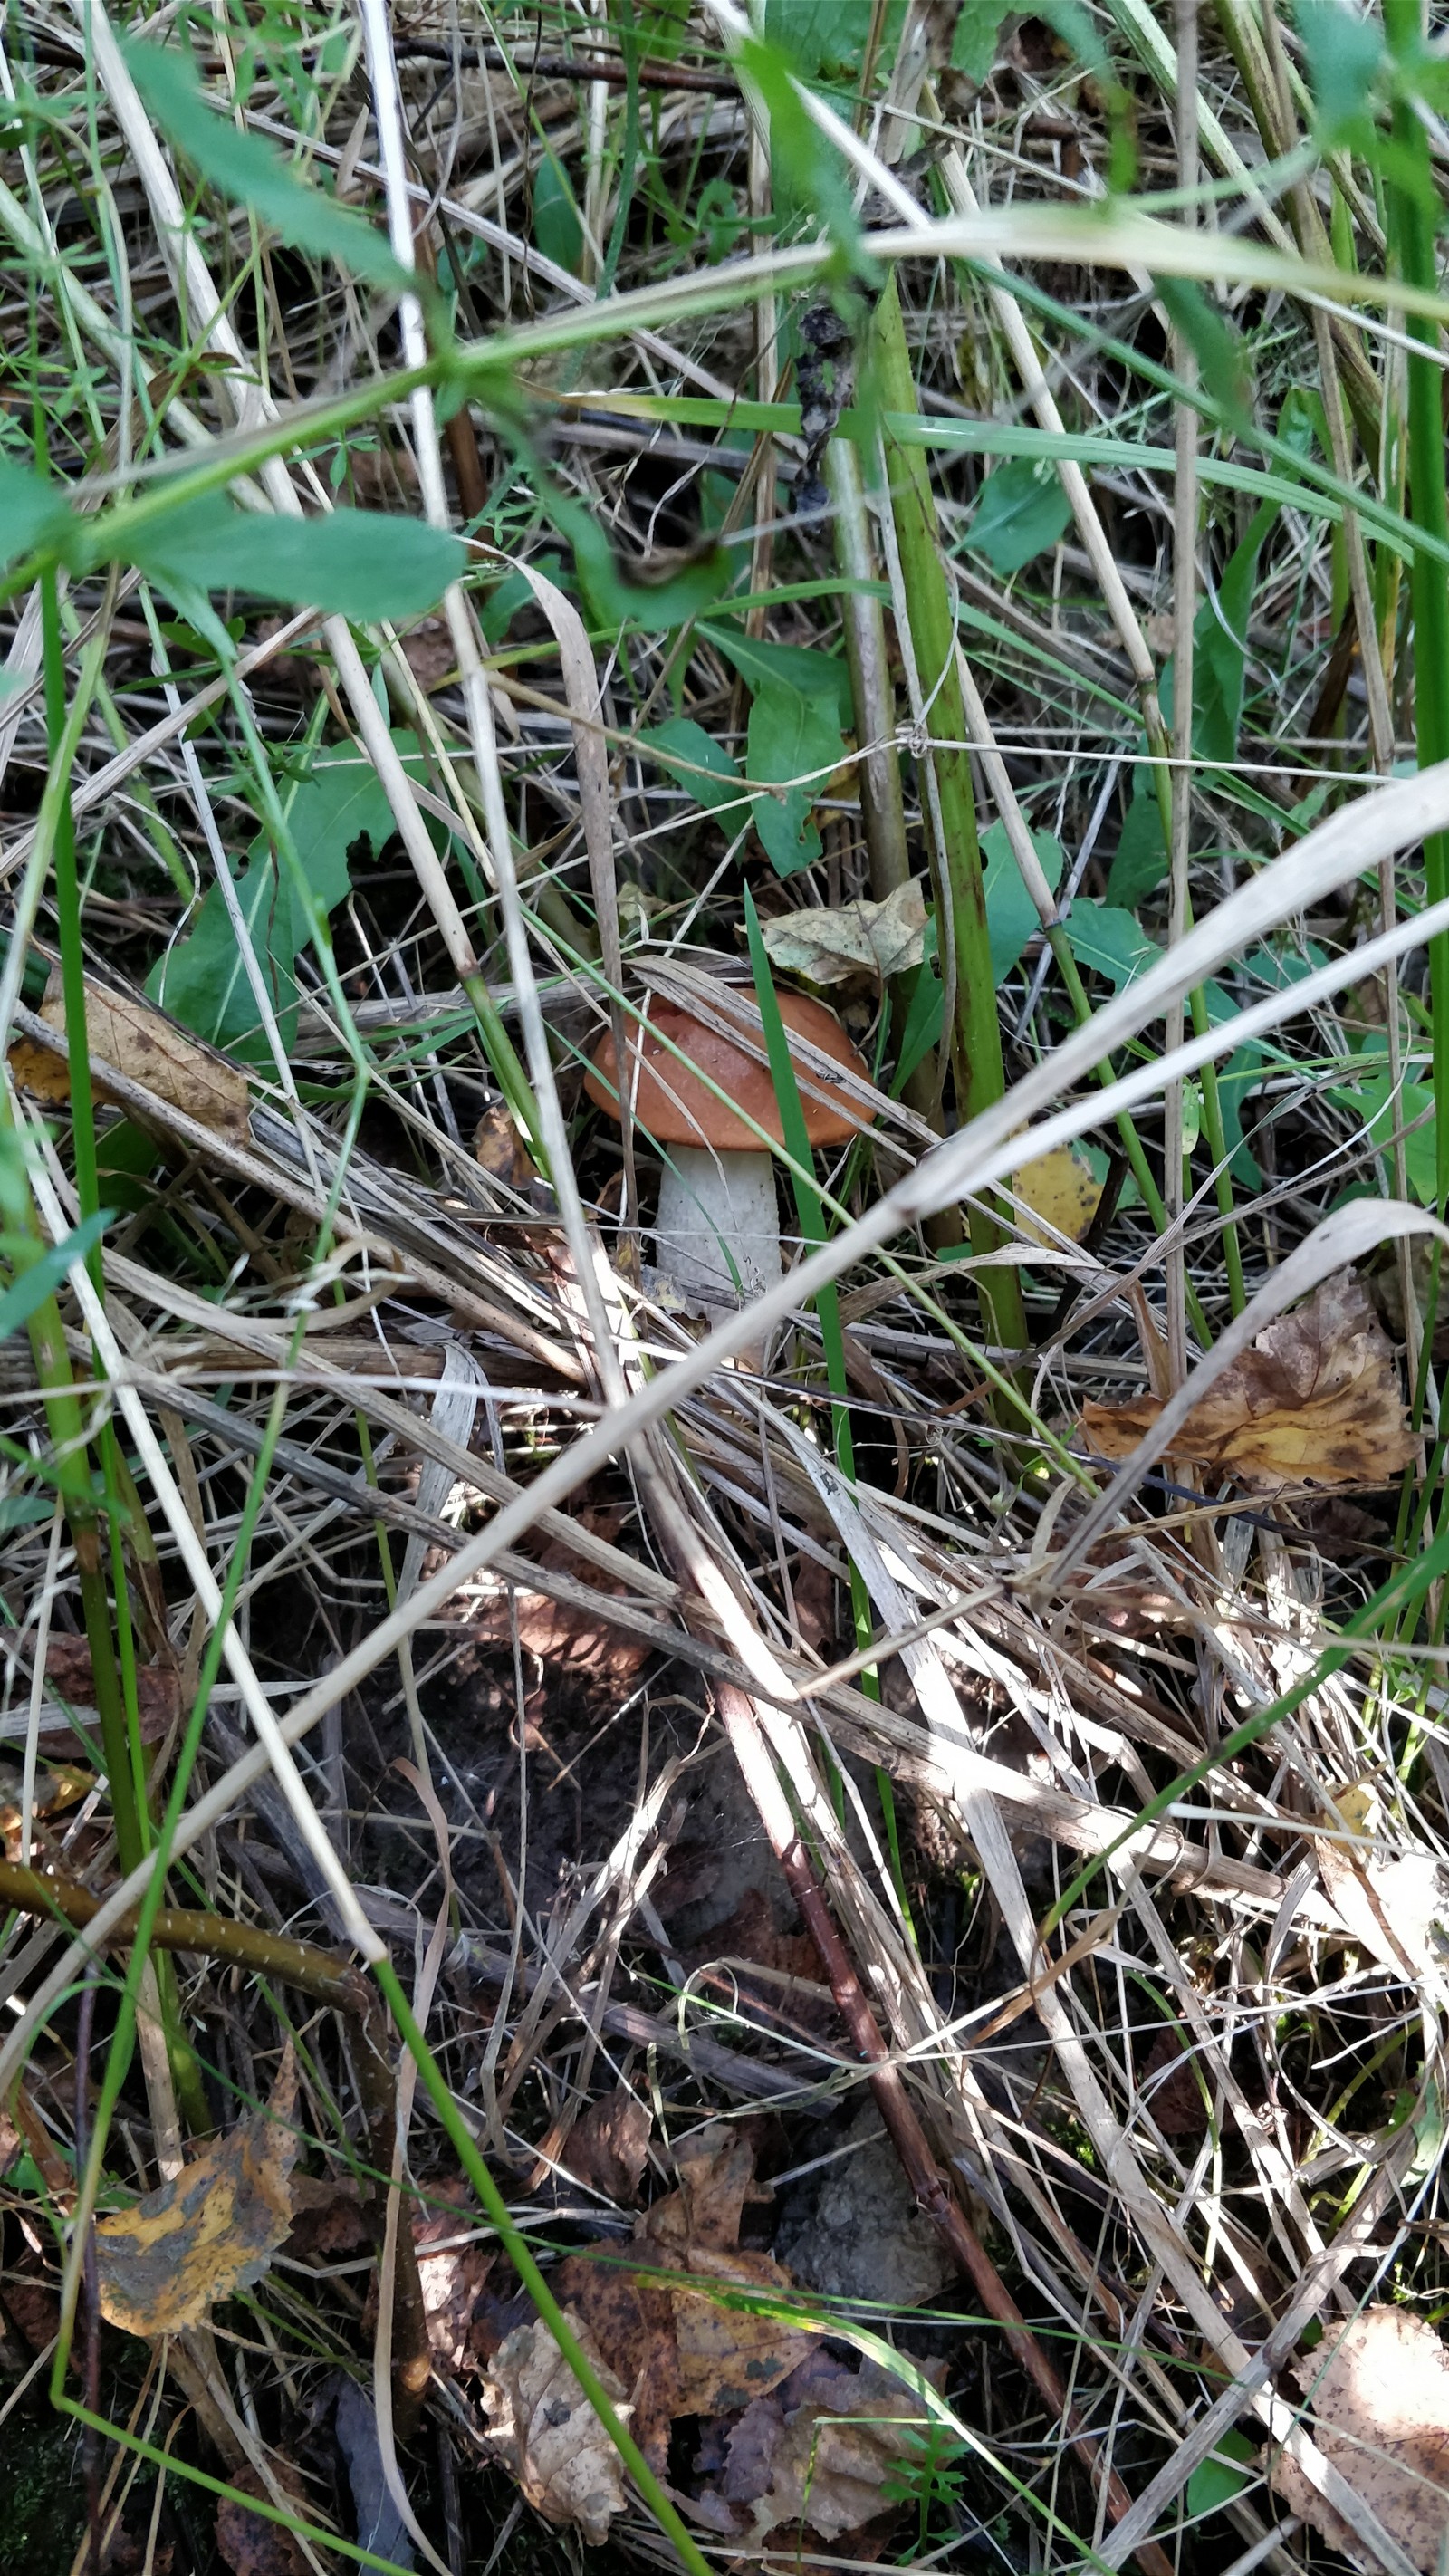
[653,1147,782,1309]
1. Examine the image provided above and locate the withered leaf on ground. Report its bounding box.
[1271,2306,1449,2571]
[411,2177,496,2372]
[481,2310,632,2547]
[10,966,251,1145]
[1315,1841,1449,1985]
[97,2047,300,2336]
[760,881,927,988]
[1010,1144,1102,1246]
[563,2084,652,2205]
[1079,1271,1415,1490]
[697,2347,936,2542]
[215,2461,313,2576]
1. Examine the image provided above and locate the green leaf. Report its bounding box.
[123,40,408,292]
[1161,500,1279,765]
[1067,901,1161,991]
[533,156,583,274]
[1329,1042,1438,1204]
[964,458,1072,573]
[1154,277,1254,434]
[1106,782,1168,908]
[0,1212,110,1342]
[747,681,844,875]
[742,34,872,272]
[982,818,1064,981]
[952,0,1011,79]
[116,495,464,623]
[538,485,730,632]
[701,626,854,725]
[0,451,78,571]
[639,719,747,820]
[1296,0,1386,150]
[765,0,906,82]
[1185,2430,1255,2522]
[147,732,434,1056]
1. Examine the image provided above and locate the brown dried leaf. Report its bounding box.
[668,2245,813,2415]
[552,2252,677,2471]
[1079,1271,1415,1490]
[215,2463,312,2576]
[719,2350,933,2542]
[1316,1841,1449,1984]
[1271,2306,1449,2570]
[36,1637,179,1745]
[760,883,927,988]
[481,2310,632,2546]
[564,2086,652,2205]
[97,2048,300,2336]
[10,967,251,1144]
[640,2127,764,2256]
[474,1100,539,1191]
[413,2179,495,2372]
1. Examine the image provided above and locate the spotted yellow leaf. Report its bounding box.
[1011,1146,1102,1245]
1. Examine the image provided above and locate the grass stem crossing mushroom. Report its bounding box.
[586,990,868,1309]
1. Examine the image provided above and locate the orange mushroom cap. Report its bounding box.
[585,991,868,1152]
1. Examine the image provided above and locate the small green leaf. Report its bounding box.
[747,681,844,874]
[1297,0,1386,151]
[764,0,906,85]
[1067,901,1161,992]
[983,818,1063,982]
[951,0,1010,79]
[116,495,464,622]
[533,156,583,274]
[124,40,408,292]
[702,626,854,725]
[964,458,1072,573]
[0,451,78,572]
[640,719,747,820]
[1105,785,1168,909]
[1186,2429,1255,2521]
[0,1213,110,1342]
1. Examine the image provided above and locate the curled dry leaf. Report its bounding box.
[481,2309,632,2547]
[1079,1271,1415,1490]
[563,2084,652,2205]
[760,880,927,987]
[9,966,251,1145]
[701,2347,936,2542]
[1271,2305,1449,2570]
[412,2178,496,2371]
[1316,1840,1449,1986]
[96,2047,300,2336]
[215,2461,313,2576]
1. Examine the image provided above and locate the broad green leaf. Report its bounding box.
[747,681,844,875]
[765,0,906,82]
[639,719,747,819]
[893,959,943,1093]
[1067,901,1161,991]
[1162,500,1279,765]
[124,40,408,292]
[148,732,437,1056]
[116,495,464,623]
[1329,1043,1437,1204]
[1185,2430,1255,2522]
[0,451,78,571]
[1105,783,1167,908]
[1297,0,1385,150]
[540,485,730,631]
[983,818,1064,982]
[702,625,854,724]
[952,0,1011,77]
[0,1212,110,1342]
[964,459,1072,574]
[533,156,583,274]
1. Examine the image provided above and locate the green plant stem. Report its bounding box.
[866,279,1027,1358]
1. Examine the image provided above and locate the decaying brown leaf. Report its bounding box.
[9,967,251,1145]
[1316,1841,1449,1985]
[761,881,927,987]
[481,2310,632,2546]
[696,2347,936,2542]
[1079,1271,1415,1490]
[215,2462,313,2576]
[474,1099,540,1192]
[97,2048,300,2336]
[563,2084,652,2204]
[1271,2306,1449,2570]
[412,2177,496,2372]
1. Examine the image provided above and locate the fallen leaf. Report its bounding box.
[1138,2023,1207,2140]
[96,2047,300,2335]
[474,1100,539,1191]
[30,1636,179,1748]
[760,881,927,987]
[1010,1144,1102,1245]
[1330,1780,1378,1839]
[1271,2306,1449,2569]
[667,2244,813,2415]
[552,2251,677,2470]
[283,2174,370,2264]
[564,2086,652,2205]
[1079,1271,1415,1490]
[215,2462,313,2576]
[1316,1841,1449,1985]
[10,966,251,1145]
[481,2310,632,2546]
[640,2127,766,2256]
[704,2348,934,2542]
[412,2179,495,2372]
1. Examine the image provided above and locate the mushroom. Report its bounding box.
[586,990,868,1309]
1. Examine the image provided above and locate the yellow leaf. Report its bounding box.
[96,2046,299,2335]
[11,967,250,1146]
[1011,1146,1102,1245]
[1330,1780,1377,1840]
[1079,1270,1415,1492]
